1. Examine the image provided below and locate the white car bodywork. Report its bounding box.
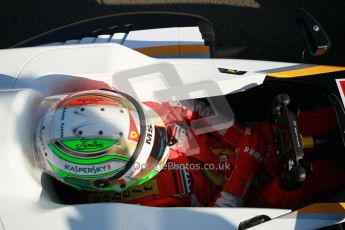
[0,27,344,230]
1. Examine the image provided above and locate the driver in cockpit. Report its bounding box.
[34,87,345,208]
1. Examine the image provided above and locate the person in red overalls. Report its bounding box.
[34,82,345,208]
[126,99,345,208]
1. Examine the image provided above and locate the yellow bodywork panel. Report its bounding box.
[293,203,345,214]
[268,65,345,78]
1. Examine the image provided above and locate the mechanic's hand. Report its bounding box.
[223,123,273,197]
[214,191,243,207]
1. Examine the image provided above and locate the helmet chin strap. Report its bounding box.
[166,123,200,155]
[167,132,178,147]
[166,123,190,149]
[166,124,178,147]
[166,124,177,147]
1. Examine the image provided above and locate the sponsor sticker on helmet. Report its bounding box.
[88,179,159,203]
[61,139,117,153]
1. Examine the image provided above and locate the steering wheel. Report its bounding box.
[270,94,309,191]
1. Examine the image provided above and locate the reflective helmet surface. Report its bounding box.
[34,89,169,191]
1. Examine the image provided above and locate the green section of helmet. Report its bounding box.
[61,139,117,153]
[48,143,129,165]
[63,176,91,189]
[129,170,159,188]
[139,170,159,184]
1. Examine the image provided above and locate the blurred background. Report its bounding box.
[0,0,344,65]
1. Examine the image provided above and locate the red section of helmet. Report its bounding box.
[55,95,121,109]
[115,179,126,188]
[64,96,120,107]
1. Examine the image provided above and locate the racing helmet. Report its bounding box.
[34,89,170,192]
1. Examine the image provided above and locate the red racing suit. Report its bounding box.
[63,79,345,208]
[121,100,345,208]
